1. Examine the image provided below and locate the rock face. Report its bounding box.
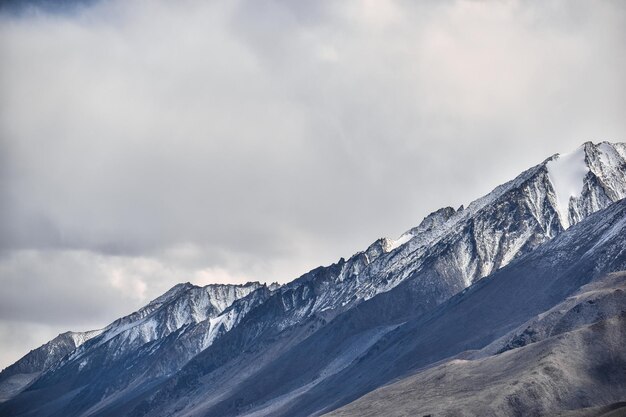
[0,141,625,417]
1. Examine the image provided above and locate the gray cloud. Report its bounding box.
[0,0,625,368]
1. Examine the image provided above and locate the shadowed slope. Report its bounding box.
[327,272,626,417]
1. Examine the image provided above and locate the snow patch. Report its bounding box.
[68,329,103,347]
[612,142,626,160]
[597,142,625,170]
[388,233,413,251]
[546,146,589,229]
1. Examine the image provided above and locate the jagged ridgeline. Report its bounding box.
[1,141,625,417]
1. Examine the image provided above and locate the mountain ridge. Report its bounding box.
[1,141,625,417]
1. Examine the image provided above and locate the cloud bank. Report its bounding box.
[0,0,624,368]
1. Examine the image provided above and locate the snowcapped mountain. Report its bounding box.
[0,141,624,417]
[0,281,267,410]
[262,141,626,325]
[546,141,626,228]
[66,281,264,359]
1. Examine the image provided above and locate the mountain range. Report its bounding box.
[1,141,625,417]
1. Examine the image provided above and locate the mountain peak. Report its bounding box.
[546,144,589,228]
[544,141,626,229]
[146,282,197,307]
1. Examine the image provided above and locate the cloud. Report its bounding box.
[0,0,625,368]
[0,321,61,372]
[0,250,173,327]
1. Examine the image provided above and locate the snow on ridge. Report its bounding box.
[387,233,414,251]
[612,142,626,160]
[546,145,589,229]
[204,283,261,313]
[147,282,196,306]
[597,142,625,170]
[65,282,263,361]
[68,329,104,347]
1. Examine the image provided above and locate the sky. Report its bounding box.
[0,0,625,369]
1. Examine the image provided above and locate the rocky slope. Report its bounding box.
[327,272,626,417]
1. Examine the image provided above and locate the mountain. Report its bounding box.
[0,282,266,414]
[140,195,626,417]
[327,271,626,417]
[0,141,624,417]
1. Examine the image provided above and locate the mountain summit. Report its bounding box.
[1,141,625,417]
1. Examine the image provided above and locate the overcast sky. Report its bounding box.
[0,0,624,369]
